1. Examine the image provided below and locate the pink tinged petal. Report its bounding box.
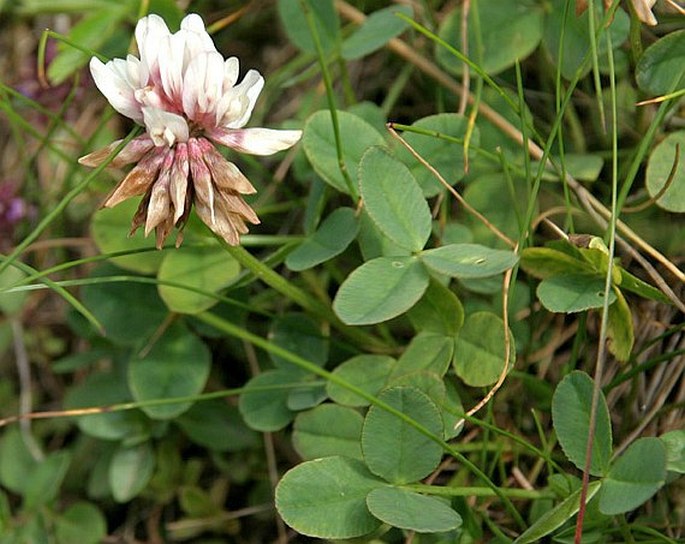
[195,194,254,246]
[180,55,203,120]
[101,147,165,208]
[90,57,143,123]
[197,138,256,194]
[144,150,175,236]
[169,143,190,222]
[142,107,189,146]
[158,34,186,102]
[182,51,224,122]
[194,202,240,246]
[219,69,264,129]
[78,136,155,168]
[207,127,302,156]
[188,138,216,224]
[199,52,225,115]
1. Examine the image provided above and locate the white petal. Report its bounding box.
[90,57,143,123]
[135,14,169,47]
[176,15,217,76]
[158,35,183,102]
[223,57,239,91]
[180,13,216,52]
[214,93,246,128]
[142,107,189,146]
[207,127,302,156]
[220,69,264,129]
[200,52,225,114]
[125,54,141,85]
[135,14,171,86]
[180,13,207,34]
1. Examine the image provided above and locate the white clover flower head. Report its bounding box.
[79,12,302,247]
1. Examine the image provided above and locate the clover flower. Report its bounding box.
[79,13,301,247]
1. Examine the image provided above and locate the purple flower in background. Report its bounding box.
[0,183,34,248]
[79,13,301,248]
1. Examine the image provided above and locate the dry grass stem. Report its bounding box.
[387,125,516,248]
